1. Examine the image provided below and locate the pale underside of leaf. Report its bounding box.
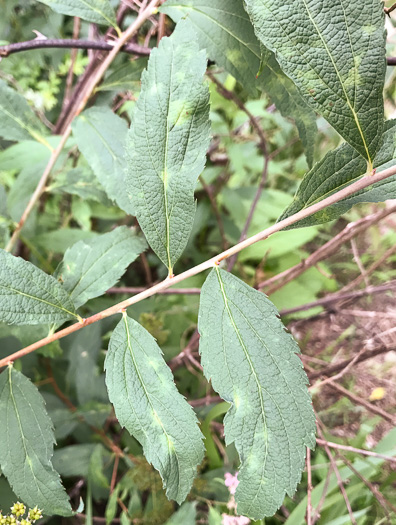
[57,226,147,309]
[0,80,50,148]
[198,268,316,518]
[161,0,317,167]
[105,314,204,503]
[0,249,78,325]
[72,108,134,215]
[244,0,386,166]
[278,119,396,228]
[0,367,72,515]
[125,19,211,274]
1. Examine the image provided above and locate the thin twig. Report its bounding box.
[62,18,82,110]
[350,238,370,287]
[309,349,365,391]
[325,382,396,424]
[306,448,313,525]
[199,175,228,251]
[278,280,396,316]
[4,0,161,253]
[2,164,396,366]
[110,455,120,494]
[0,38,151,58]
[385,2,396,15]
[308,343,396,380]
[107,286,201,294]
[316,439,396,464]
[259,204,396,293]
[316,424,357,525]
[312,466,332,524]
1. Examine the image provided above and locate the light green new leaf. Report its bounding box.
[0,367,72,515]
[244,0,386,167]
[125,20,211,274]
[57,226,146,309]
[72,108,134,215]
[198,268,316,519]
[37,0,117,27]
[0,80,50,147]
[161,0,317,167]
[278,120,396,229]
[105,314,204,503]
[0,249,79,325]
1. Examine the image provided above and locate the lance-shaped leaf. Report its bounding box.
[125,20,211,275]
[0,249,79,325]
[161,0,317,167]
[198,268,316,518]
[0,80,50,147]
[0,367,72,515]
[72,108,134,215]
[105,314,204,503]
[37,0,117,27]
[278,120,396,229]
[244,0,386,167]
[57,226,147,309]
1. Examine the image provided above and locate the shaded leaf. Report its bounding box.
[125,19,211,274]
[198,268,316,518]
[0,249,79,325]
[37,0,117,27]
[0,80,49,146]
[98,59,148,92]
[0,367,72,515]
[57,226,146,309]
[244,0,386,167]
[161,0,317,166]
[278,120,396,228]
[72,108,134,214]
[164,502,197,525]
[105,314,204,503]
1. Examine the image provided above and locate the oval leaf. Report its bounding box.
[244,0,386,167]
[56,226,147,309]
[198,268,316,519]
[161,0,317,166]
[105,314,204,503]
[0,80,49,146]
[0,249,79,325]
[37,0,117,27]
[125,19,211,275]
[278,119,396,229]
[0,367,72,516]
[72,108,134,215]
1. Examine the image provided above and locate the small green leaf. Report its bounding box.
[57,226,146,309]
[0,249,79,325]
[278,120,396,228]
[0,80,50,147]
[72,108,134,214]
[161,0,317,167]
[164,502,197,525]
[244,0,386,167]
[98,59,148,92]
[105,314,204,503]
[0,367,72,516]
[125,19,211,274]
[198,268,316,519]
[37,0,117,28]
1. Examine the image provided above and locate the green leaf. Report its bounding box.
[49,167,110,204]
[161,0,317,167]
[57,226,146,309]
[0,80,50,147]
[36,0,117,28]
[72,108,134,215]
[125,19,211,274]
[98,59,148,92]
[164,502,197,525]
[105,313,204,503]
[0,249,79,325]
[198,268,316,518]
[278,120,396,228]
[0,367,72,515]
[244,0,386,167]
